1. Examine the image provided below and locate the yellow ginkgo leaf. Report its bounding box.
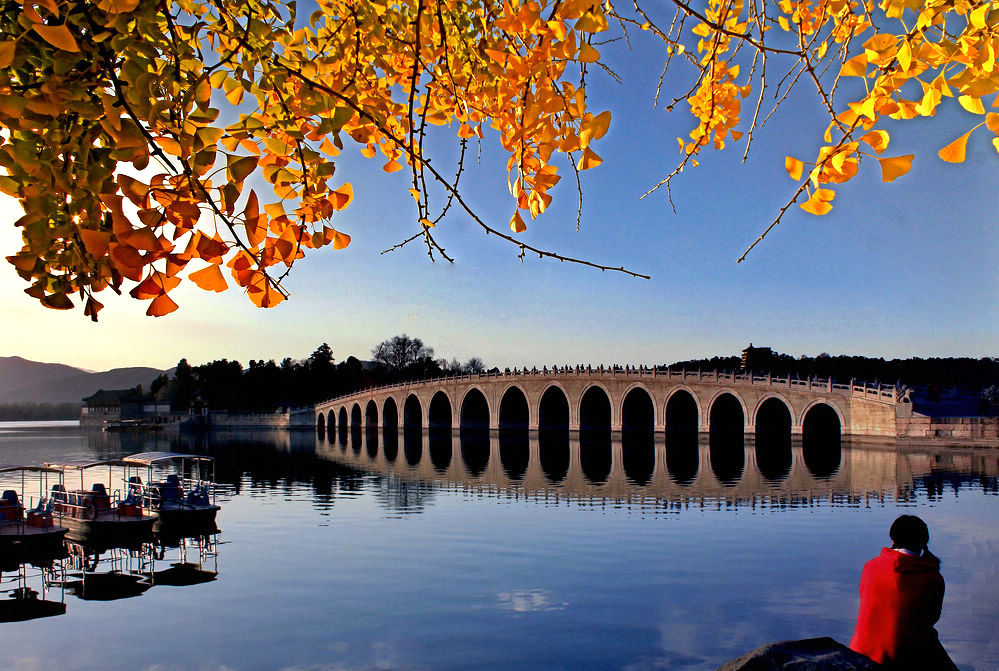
[959,96,985,115]
[420,218,434,228]
[800,195,833,215]
[859,130,890,154]
[576,146,602,170]
[510,211,526,233]
[877,155,914,182]
[785,156,804,181]
[938,130,972,163]
[383,159,403,173]
[840,54,868,77]
[33,23,79,53]
[985,113,999,134]
[578,42,599,63]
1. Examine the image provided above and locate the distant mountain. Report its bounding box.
[0,356,165,404]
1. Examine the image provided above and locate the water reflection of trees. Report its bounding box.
[373,476,437,515]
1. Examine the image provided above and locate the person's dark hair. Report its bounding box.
[889,515,930,554]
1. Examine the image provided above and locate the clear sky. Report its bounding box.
[1,25,996,373]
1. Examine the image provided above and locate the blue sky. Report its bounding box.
[0,21,996,372]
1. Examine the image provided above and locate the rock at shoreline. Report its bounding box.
[716,637,881,671]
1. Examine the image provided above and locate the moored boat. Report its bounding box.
[120,452,220,533]
[0,465,69,555]
[42,460,156,544]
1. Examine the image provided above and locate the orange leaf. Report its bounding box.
[227,155,258,184]
[146,292,179,317]
[41,293,74,310]
[878,155,913,182]
[117,174,149,206]
[246,272,285,308]
[0,41,15,68]
[331,183,353,210]
[32,23,79,52]
[165,253,191,277]
[576,146,602,170]
[938,130,972,163]
[784,156,804,181]
[578,42,599,63]
[84,296,104,322]
[859,130,890,154]
[383,159,403,173]
[110,244,144,281]
[79,229,112,258]
[188,264,228,292]
[195,234,228,263]
[332,230,350,250]
[840,54,868,77]
[800,195,833,215]
[130,272,181,299]
[510,211,526,233]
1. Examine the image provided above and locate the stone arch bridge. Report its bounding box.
[315,367,913,438]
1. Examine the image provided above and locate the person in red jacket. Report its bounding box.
[849,515,958,669]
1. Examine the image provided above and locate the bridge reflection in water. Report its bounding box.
[316,424,999,507]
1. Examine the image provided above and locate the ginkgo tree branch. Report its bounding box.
[279,61,651,279]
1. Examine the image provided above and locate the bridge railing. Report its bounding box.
[316,366,906,408]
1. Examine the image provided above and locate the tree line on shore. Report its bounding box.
[150,335,487,413]
[670,351,998,390]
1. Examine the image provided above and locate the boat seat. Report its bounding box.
[1,490,18,507]
[91,483,111,510]
[51,484,67,503]
[161,474,181,501]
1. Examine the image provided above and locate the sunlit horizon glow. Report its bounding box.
[1,29,996,374]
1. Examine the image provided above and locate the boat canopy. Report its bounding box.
[42,459,118,471]
[120,452,215,467]
[0,464,64,474]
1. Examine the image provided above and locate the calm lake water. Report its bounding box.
[1,422,997,671]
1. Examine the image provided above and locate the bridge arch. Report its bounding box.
[428,391,452,430]
[800,399,844,431]
[365,400,378,429]
[383,397,399,430]
[459,387,491,430]
[578,383,613,432]
[754,396,792,482]
[337,406,348,433]
[664,386,701,433]
[752,393,795,431]
[327,409,335,432]
[350,403,362,430]
[403,394,422,431]
[620,384,656,432]
[316,412,325,433]
[708,389,746,433]
[538,384,571,431]
[801,401,843,478]
[498,385,530,429]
